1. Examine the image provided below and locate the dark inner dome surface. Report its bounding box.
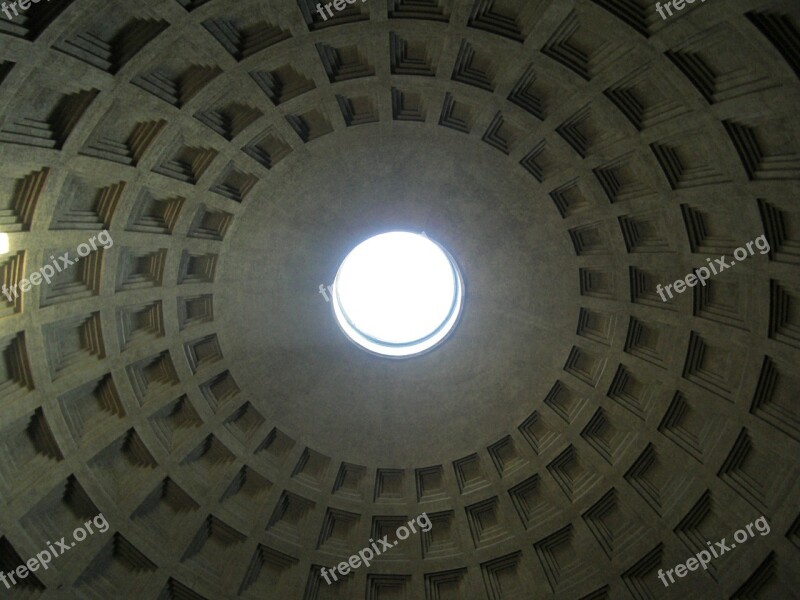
[0,0,797,598]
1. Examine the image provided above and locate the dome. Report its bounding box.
[0,0,797,598]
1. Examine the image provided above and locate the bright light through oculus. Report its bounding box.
[332,232,463,358]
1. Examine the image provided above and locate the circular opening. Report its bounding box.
[331,232,464,358]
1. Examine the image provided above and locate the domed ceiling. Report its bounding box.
[0,0,798,598]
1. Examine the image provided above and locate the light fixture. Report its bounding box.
[331,232,463,358]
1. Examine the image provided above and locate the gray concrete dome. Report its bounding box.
[0,0,798,598]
